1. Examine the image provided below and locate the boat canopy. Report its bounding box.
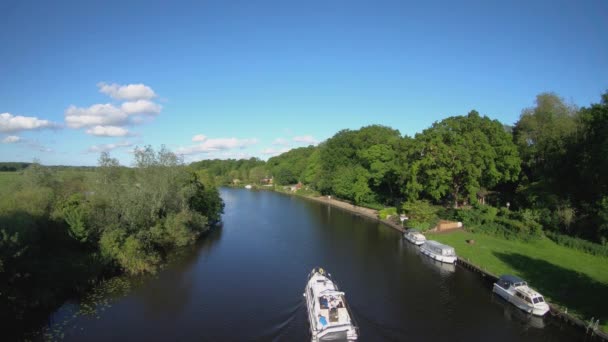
[423,240,455,256]
[498,274,527,287]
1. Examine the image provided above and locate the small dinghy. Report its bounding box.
[303,267,358,341]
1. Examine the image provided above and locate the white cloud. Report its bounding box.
[121,100,162,115]
[65,104,127,129]
[0,112,57,133]
[272,138,289,146]
[192,134,207,142]
[261,147,290,156]
[2,135,21,143]
[65,83,162,136]
[176,137,258,155]
[85,125,130,137]
[98,82,156,101]
[293,135,317,144]
[87,140,133,153]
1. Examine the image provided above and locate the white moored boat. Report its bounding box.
[304,267,358,342]
[420,240,457,264]
[493,274,549,316]
[403,228,426,245]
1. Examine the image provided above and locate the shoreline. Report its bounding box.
[269,188,607,340]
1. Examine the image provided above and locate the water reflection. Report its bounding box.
[419,254,457,274]
[491,293,546,329]
[134,227,224,319]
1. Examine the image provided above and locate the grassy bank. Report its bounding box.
[429,230,608,331]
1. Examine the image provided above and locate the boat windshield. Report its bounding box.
[513,281,527,287]
[533,297,545,304]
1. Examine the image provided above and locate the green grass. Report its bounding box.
[430,230,608,331]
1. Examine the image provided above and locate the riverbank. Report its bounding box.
[430,231,608,336]
[269,186,405,232]
[269,187,608,338]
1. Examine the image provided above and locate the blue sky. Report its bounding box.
[1,0,607,166]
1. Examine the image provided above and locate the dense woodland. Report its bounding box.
[0,147,224,337]
[193,92,608,245]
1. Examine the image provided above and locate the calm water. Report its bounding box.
[43,188,586,341]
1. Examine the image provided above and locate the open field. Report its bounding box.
[430,230,608,330]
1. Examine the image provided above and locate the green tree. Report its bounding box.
[407,111,520,207]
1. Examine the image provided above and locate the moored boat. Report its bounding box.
[304,267,358,341]
[492,274,549,316]
[403,228,426,245]
[420,240,457,264]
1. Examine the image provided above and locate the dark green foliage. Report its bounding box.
[545,231,608,257]
[190,157,266,184]
[319,125,403,203]
[453,205,542,240]
[0,162,31,171]
[267,146,316,185]
[0,146,224,339]
[406,111,521,207]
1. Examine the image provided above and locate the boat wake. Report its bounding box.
[250,298,306,342]
[350,306,407,341]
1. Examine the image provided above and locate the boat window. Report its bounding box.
[525,296,532,304]
[537,297,544,303]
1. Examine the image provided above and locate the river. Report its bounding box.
[41,188,585,341]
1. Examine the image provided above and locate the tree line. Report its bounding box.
[192,92,608,244]
[0,146,224,338]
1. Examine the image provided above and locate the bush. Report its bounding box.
[402,200,440,230]
[454,205,542,240]
[378,207,397,220]
[545,231,608,257]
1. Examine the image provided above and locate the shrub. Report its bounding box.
[454,205,542,240]
[378,207,397,220]
[545,231,608,257]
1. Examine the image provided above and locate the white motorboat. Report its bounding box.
[304,267,358,341]
[493,275,550,316]
[403,228,426,245]
[420,240,457,264]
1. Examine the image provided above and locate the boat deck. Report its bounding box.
[307,273,354,330]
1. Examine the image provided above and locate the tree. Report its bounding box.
[332,166,373,205]
[319,125,403,203]
[407,111,520,207]
[513,93,577,181]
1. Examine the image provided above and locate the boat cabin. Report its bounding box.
[423,240,455,256]
[515,286,546,305]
